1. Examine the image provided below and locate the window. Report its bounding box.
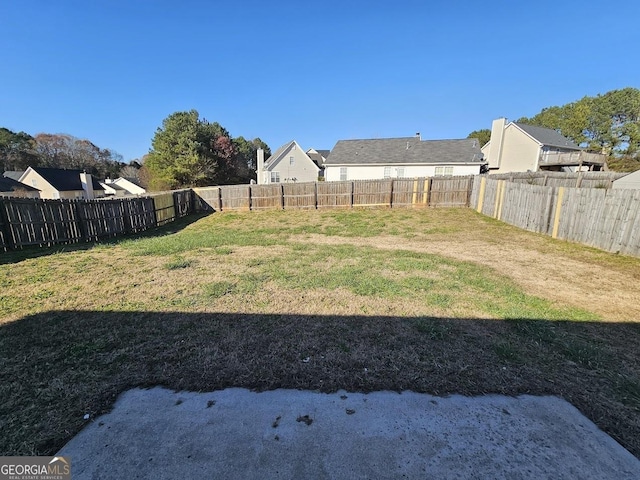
[31,179,37,187]
[434,167,444,176]
[444,166,453,176]
[270,171,280,183]
[396,167,405,178]
[340,167,347,181]
[383,166,391,179]
[289,156,294,166]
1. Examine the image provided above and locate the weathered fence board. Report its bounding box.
[353,179,392,207]
[472,177,640,256]
[317,181,352,209]
[192,187,221,212]
[251,184,282,210]
[391,178,429,207]
[489,171,625,188]
[430,176,473,207]
[220,185,250,211]
[151,192,176,226]
[0,195,176,251]
[283,183,316,209]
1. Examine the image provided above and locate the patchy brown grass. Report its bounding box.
[0,208,639,458]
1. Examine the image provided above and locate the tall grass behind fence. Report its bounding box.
[472,176,640,256]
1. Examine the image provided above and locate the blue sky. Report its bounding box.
[2,1,638,162]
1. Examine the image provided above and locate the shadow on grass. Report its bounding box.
[0,310,639,458]
[0,213,210,265]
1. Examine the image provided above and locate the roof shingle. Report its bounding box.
[324,137,484,165]
[514,123,580,150]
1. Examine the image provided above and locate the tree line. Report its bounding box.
[468,87,640,171]
[1,110,271,190]
[145,110,270,190]
[0,129,127,180]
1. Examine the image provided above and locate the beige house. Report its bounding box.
[0,175,40,198]
[18,167,105,200]
[483,118,606,174]
[256,141,320,184]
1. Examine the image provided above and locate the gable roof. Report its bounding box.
[3,171,25,181]
[24,167,104,191]
[264,140,296,168]
[263,140,319,171]
[513,123,580,150]
[0,176,39,193]
[306,149,328,166]
[100,181,127,191]
[325,137,484,165]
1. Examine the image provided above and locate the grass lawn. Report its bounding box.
[1,208,639,457]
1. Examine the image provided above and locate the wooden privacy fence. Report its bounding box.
[471,176,640,256]
[192,176,475,212]
[488,171,626,189]
[0,189,194,251]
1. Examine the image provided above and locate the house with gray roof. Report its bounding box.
[482,118,606,174]
[323,135,486,182]
[256,140,320,184]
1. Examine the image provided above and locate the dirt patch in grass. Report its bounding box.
[291,233,640,321]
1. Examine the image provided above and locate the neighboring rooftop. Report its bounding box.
[264,140,297,168]
[514,123,581,150]
[0,176,39,193]
[325,137,484,165]
[25,167,104,191]
[2,171,25,181]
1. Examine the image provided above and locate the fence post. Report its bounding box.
[390,179,395,208]
[314,182,318,210]
[0,198,14,250]
[552,187,565,239]
[280,184,285,210]
[411,179,418,206]
[422,178,430,205]
[121,199,132,234]
[350,182,354,208]
[496,180,507,220]
[476,177,486,213]
[74,200,88,242]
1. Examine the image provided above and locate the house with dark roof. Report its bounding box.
[306,148,330,178]
[482,118,606,174]
[0,174,40,198]
[256,140,320,184]
[18,167,105,200]
[323,135,486,182]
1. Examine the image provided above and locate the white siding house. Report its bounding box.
[323,136,485,182]
[256,140,320,184]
